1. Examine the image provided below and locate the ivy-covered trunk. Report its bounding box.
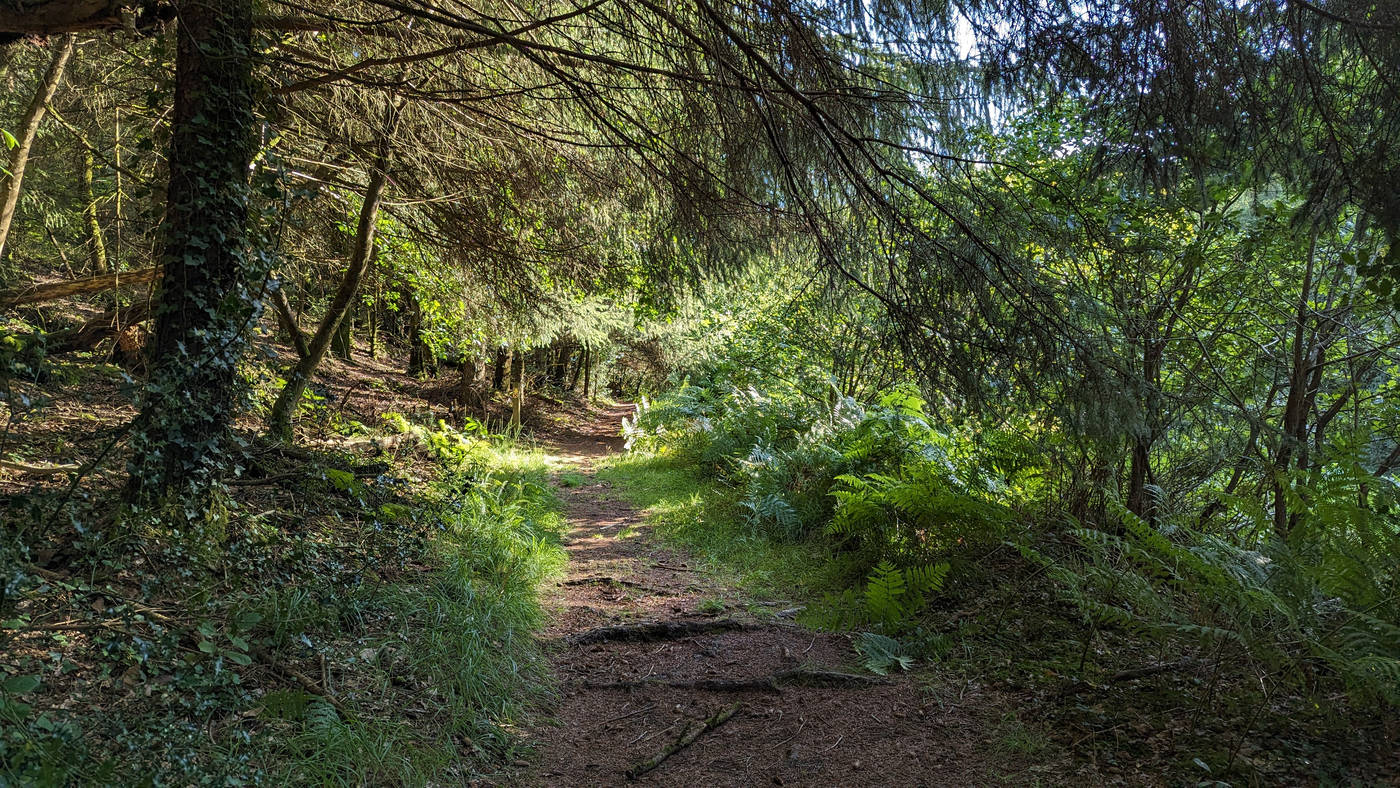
[125,0,258,504]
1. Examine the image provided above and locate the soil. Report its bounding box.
[520,405,1067,787]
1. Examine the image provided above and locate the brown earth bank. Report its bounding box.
[518,405,1076,787]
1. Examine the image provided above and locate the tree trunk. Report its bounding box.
[1273,238,1316,540]
[583,349,593,400]
[126,0,258,503]
[459,353,483,417]
[510,349,525,429]
[331,310,353,361]
[268,106,396,439]
[569,346,585,391]
[270,284,309,360]
[81,144,108,274]
[367,252,379,358]
[406,293,436,376]
[492,347,508,390]
[0,34,75,260]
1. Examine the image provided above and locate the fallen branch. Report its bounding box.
[0,266,161,309]
[1055,658,1208,697]
[0,459,80,475]
[566,618,748,646]
[252,646,350,716]
[626,702,741,779]
[582,667,892,693]
[226,462,390,487]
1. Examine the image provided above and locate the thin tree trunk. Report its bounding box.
[268,103,397,439]
[583,350,593,400]
[569,346,585,391]
[270,284,309,360]
[510,349,525,429]
[126,0,258,503]
[406,293,435,376]
[81,144,108,274]
[331,309,353,361]
[0,34,75,260]
[1273,237,1317,539]
[367,248,379,358]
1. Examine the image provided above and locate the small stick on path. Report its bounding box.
[626,702,741,779]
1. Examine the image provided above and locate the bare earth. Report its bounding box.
[521,405,1065,787]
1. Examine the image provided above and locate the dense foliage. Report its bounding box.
[1,0,1396,782]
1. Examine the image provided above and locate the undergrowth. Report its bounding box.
[616,370,1400,783]
[0,420,564,785]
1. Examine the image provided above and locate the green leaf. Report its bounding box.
[3,675,41,695]
[227,651,253,666]
[1,129,17,150]
[198,640,217,654]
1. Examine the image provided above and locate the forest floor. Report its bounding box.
[520,405,1072,786]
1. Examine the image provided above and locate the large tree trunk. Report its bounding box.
[267,109,395,439]
[125,0,258,503]
[0,35,75,260]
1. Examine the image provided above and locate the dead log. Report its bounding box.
[566,618,749,646]
[0,266,161,310]
[43,302,151,355]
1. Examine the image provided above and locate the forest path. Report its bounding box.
[521,405,1009,786]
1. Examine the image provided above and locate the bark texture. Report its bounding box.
[126,0,258,502]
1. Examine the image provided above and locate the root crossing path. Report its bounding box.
[522,405,1036,787]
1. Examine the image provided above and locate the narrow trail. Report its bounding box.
[522,406,1021,786]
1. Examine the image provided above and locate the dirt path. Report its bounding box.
[523,405,1045,786]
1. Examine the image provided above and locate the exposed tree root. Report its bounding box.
[561,576,649,588]
[566,618,749,646]
[580,667,892,693]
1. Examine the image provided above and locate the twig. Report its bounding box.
[603,703,657,725]
[653,562,704,573]
[626,703,741,779]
